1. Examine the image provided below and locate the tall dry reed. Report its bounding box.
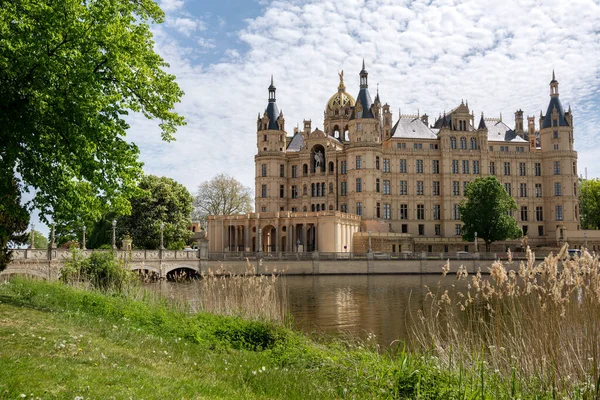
[187,259,288,324]
[413,244,600,392]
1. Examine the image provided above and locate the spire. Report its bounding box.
[374,83,380,104]
[551,70,556,83]
[268,75,276,102]
[550,71,559,97]
[478,112,487,130]
[359,59,368,88]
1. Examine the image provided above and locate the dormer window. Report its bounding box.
[553,131,558,139]
[553,119,557,127]
[357,111,362,118]
[263,134,267,141]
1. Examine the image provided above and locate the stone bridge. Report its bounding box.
[1,249,207,280]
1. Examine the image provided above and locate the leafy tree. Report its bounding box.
[459,176,522,252]
[579,178,600,230]
[0,0,184,261]
[119,175,193,250]
[193,173,253,227]
[0,178,29,271]
[26,230,49,249]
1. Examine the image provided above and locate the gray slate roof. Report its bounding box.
[286,131,304,152]
[265,101,280,130]
[486,120,527,143]
[542,96,569,129]
[391,117,438,139]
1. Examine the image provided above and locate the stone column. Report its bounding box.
[274,226,278,252]
[314,223,319,252]
[303,225,308,252]
[245,220,250,252]
[234,225,239,252]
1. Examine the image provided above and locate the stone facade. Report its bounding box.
[211,63,594,254]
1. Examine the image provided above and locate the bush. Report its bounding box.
[60,249,135,292]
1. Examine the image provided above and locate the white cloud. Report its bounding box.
[159,0,184,12]
[126,0,600,202]
[197,37,216,49]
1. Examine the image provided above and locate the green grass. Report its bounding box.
[0,278,595,399]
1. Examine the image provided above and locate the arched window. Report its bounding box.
[321,203,325,211]
[460,137,467,149]
[470,137,477,150]
[312,204,316,212]
[376,156,380,170]
[329,161,334,172]
[450,137,457,149]
[329,204,334,211]
[303,206,307,212]
[312,183,316,197]
[303,185,307,195]
[303,164,308,176]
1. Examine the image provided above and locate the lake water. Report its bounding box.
[148,274,464,347]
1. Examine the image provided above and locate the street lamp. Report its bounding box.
[30,223,35,249]
[474,231,478,253]
[258,228,263,252]
[160,222,165,250]
[82,225,87,250]
[112,219,117,250]
[50,223,56,249]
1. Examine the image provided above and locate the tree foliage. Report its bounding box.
[119,175,193,250]
[0,0,184,255]
[459,176,522,252]
[0,178,29,271]
[26,230,49,250]
[193,173,253,226]
[579,178,600,230]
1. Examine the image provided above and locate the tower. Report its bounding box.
[539,71,579,236]
[514,109,524,137]
[255,76,288,213]
[324,71,355,142]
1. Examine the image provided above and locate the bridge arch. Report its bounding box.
[0,268,50,280]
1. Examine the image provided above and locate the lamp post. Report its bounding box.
[30,223,35,249]
[160,222,164,250]
[112,219,117,250]
[474,231,478,253]
[50,223,56,249]
[82,225,87,250]
[258,228,263,252]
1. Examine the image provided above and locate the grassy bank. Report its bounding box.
[0,279,596,399]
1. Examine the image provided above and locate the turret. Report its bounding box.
[514,109,524,136]
[527,116,536,151]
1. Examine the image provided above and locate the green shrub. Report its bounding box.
[60,249,135,292]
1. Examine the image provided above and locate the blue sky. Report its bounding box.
[30,0,600,235]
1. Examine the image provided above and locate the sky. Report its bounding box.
[30,0,600,235]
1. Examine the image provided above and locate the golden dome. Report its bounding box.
[327,71,355,110]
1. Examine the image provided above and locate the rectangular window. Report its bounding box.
[535,183,542,197]
[280,164,285,178]
[556,205,563,221]
[462,160,469,174]
[376,178,380,193]
[432,160,440,174]
[261,164,267,177]
[376,202,380,218]
[341,181,347,196]
[523,225,528,235]
[376,157,380,170]
[400,204,408,220]
[356,202,362,216]
[452,160,459,174]
[489,145,493,151]
[435,224,441,236]
[453,204,461,220]
[536,206,543,221]
[463,181,469,196]
[414,143,422,149]
[417,204,425,220]
[397,143,406,149]
[383,159,390,173]
[279,185,284,198]
[430,143,439,150]
[504,183,512,196]
[519,162,526,176]
[504,162,511,176]
[520,183,527,197]
[521,206,528,221]
[472,160,480,174]
[292,165,298,178]
[417,181,424,196]
[490,161,496,175]
[356,178,362,193]
[455,224,462,235]
[399,180,408,195]
[261,184,267,198]
[554,182,562,196]
[416,159,424,173]
[402,224,408,233]
[535,163,541,176]
[418,224,425,236]
[399,159,407,173]
[433,204,441,220]
[432,181,440,196]
[553,161,561,175]
[341,161,347,174]
[291,185,298,199]
[453,181,460,196]
[356,156,362,170]
[384,204,391,220]
[383,180,390,195]
[538,225,544,236]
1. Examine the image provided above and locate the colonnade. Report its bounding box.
[222,221,319,253]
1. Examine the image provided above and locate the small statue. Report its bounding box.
[338,70,344,84]
[314,151,324,168]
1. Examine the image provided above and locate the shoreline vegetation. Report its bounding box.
[1,246,599,399]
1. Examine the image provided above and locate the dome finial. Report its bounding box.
[338,70,345,91]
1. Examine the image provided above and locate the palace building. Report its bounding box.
[207,63,590,254]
